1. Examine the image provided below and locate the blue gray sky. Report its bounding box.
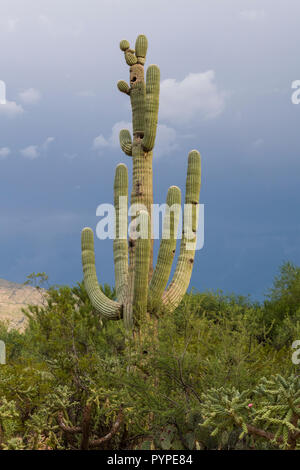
[1,0,300,300]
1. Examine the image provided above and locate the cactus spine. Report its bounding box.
[81,35,201,329]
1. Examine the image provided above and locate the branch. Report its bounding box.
[246,424,283,445]
[57,412,82,435]
[89,406,124,448]
[80,404,92,450]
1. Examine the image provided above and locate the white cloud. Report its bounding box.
[20,137,55,160]
[159,71,226,125]
[93,121,177,158]
[93,121,132,150]
[20,145,39,160]
[239,10,265,21]
[0,100,24,118]
[0,17,20,33]
[0,147,11,160]
[41,136,55,151]
[155,124,177,157]
[110,121,133,147]
[93,134,109,149]
[19,88,41,104]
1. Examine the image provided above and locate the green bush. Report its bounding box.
[0,264,299,450]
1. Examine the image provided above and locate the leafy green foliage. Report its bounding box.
[262,262,300,348]
[0,263,299,449]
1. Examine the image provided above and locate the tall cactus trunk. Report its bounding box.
[81,34,201,332]
[130,141,153,280]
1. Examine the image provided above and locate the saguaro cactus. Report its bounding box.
[81,34,201,329]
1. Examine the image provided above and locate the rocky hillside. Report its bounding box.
[0,279,44,331]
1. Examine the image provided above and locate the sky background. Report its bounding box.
[1,0,300,300]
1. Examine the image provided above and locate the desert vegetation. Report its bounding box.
[0,262,299,450]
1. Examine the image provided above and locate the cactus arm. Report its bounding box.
[81,228,122,320]
[113,164,128,302]
[142,65,160,152]
[119,129,132,156]
[132,211,151,325]
[117,80,130,95]
[135,34,148,65]
[119,39,146,137]
[120,40,137,65]
[125,49,138,66]
[119,39,137,66]
[162,150,201,311]
[148,186,181,310]
[120,39,130,51]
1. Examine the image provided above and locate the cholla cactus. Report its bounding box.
[201,374,300,450]
[81,35,201,329]
[253,374,300,449]
[0,398,19,448]
[201,387,250,440]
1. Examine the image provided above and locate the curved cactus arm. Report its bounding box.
[135,34,148,65]
[119,129,132,156]
[132,211,151,325]
[119,39,138,66]
[117,80,130,95]
[81,228,122,320]
[148,186,181,311]
[142,65,160,152]
[162,150,201,311]
[125,49,138,66]
[113,164,128,302]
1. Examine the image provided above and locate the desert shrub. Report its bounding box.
[198,374,300,450]
[0,264,299,449]
[260,262,300,348]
